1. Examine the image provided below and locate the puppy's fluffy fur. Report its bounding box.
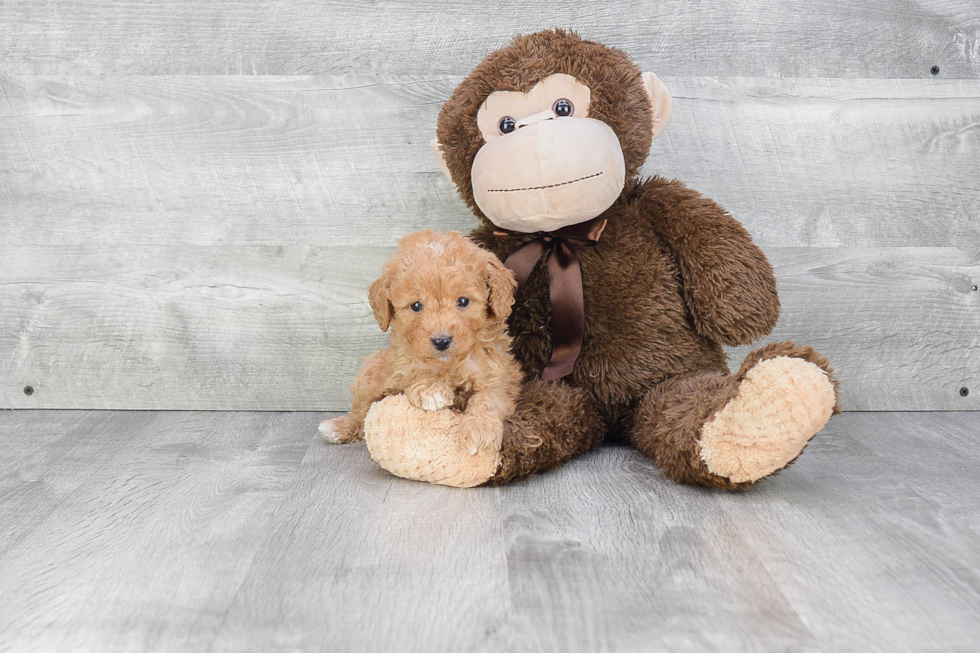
[320,230,522,455]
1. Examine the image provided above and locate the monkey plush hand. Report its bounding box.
[368,29,840,489]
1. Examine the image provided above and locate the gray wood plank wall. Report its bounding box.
[1,1,978,410]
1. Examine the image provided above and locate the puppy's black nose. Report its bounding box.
[431,335,452,352]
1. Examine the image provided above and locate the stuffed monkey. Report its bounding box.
[364,29,839,489]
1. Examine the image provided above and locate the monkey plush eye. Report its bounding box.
[410,301,423,312]
[457,297,470,308]
[553,98,574,117]
[499,116,516,134]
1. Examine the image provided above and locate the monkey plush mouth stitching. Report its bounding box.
[487,171,603,194]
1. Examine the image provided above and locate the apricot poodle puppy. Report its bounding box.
[319,230,522,455]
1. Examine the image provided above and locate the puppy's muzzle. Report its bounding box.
[431,335,452,352]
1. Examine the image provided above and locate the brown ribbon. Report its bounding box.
[494,216,607,381]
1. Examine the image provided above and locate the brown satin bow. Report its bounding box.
[494,216,608,381]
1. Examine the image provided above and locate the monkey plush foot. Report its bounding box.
[363,394,501,488]
[698,356,837,484]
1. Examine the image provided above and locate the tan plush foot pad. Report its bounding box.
[363,394,501,488]
[699,356,836,484]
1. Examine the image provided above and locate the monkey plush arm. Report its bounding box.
[635,177,780,346]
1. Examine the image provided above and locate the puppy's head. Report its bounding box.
[368,230,516,364]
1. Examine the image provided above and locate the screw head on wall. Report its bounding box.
[961,387,970,397]
[23,386,34,396]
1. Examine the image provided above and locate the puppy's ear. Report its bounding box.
[368,274,393,332]
[485,254,517,320]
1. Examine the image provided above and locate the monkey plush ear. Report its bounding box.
[641,72,673,140]
[485,255,517,320]
[367,276,393,332]
[430,138,454,183]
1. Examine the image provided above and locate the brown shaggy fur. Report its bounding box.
[488,379,606,486]
[321,230,523,455]
[434,30,840,487]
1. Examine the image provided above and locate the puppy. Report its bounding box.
[320,230,522,455]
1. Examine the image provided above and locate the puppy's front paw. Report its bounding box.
[406,383,454,412]
[461,415,504,456]
[319,415,362,444]
[420,390,453,411]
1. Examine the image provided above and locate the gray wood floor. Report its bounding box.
[1,410,979,652]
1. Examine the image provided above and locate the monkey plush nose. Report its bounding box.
[431,335,452,351]
[516,109,557,129]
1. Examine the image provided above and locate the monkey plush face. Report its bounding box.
[471,73,625,232]
[434,30,673,233]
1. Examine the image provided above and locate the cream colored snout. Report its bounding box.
[470,117,627,233]
[515,109,558,128]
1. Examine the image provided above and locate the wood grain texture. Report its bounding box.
[210,418,510,653]
[0,411,159,559]
[2,75,978,248]
[654,78,980,248]
[726,247,980,411]
[487,448,823,652]
[2,0,979,78]
[1,410,979,651]
[734,411,980,650]
[1,246,976,410]
[2,59,978,410]
[0,245,392,410]
[0,411,311,653]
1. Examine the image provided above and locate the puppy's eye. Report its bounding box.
[457,297,470,308]
[553,98,573,117]
[410,301,423,312]
[499,116,516,134]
